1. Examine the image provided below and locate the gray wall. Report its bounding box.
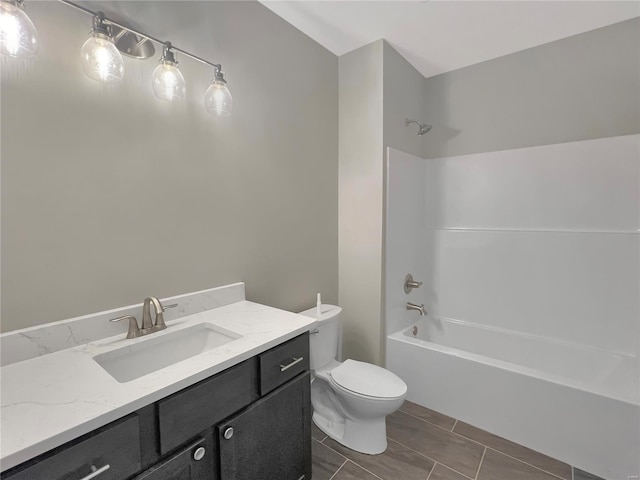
[1,1,338,332]
[338,40,384,365]
[337,40,425,365]
[422,17,640,158]
[339,19,640,365]
[383,42,425,158]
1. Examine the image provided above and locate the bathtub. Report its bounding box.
[386,317,640,480]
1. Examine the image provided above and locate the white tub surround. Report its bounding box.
[385,135,640,349]
[384,136,640,480]
[0,283,316,471]
[388,320,640,480]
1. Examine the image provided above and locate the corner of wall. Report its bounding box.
[338,40,385,365]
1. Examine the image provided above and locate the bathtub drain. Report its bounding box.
[412,325,418,337]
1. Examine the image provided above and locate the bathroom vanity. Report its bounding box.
[0,284,315,480]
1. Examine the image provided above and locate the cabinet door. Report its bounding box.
[132,433,214,480]
[218,372,311,480]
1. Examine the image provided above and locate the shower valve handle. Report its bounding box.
[404,274,423,294]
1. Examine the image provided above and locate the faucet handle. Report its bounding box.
[110,315,141,339]
[154,301,177,330]
[404,274,423,294]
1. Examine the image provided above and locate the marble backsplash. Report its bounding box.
[0,283,245,366]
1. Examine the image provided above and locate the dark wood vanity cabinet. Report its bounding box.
[133,434,215,480]
[218,372,311,480]
[2,415,142,480]
[1,333,311,480]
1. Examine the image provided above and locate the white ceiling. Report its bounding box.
[259,1,640,78]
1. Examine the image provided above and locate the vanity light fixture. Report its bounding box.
[0,0,38,58]
[6,0,233,116]
[151,42,186,102]
[204,66,233,116]
[80,12,125,84]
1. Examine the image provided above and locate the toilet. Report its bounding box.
[299,304,407,455]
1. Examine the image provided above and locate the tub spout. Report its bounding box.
[406,302,426,316]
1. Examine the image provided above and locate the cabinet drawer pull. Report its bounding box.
[193,446,206,461]
[78,464,110,480]
[224,427,234,440]
[279,356,304,372]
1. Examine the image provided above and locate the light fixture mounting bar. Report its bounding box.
[56,0,222,70]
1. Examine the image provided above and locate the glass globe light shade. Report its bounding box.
[204,80,232,117]
[152,60,185,102]
[80,32,124,84]
[0,0,39,58]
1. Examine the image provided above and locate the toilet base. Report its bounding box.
[313,411,388,455]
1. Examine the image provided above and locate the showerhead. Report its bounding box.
[405,118,432,135]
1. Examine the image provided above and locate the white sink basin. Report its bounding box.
[93,323,242,383]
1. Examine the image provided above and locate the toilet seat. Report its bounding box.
[329,359,407,399]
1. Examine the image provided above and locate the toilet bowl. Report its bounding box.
[299,305,407,455]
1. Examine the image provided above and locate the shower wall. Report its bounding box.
[385,147,427,335]
[348,18,639,365]
[421,17,639,159]
[385,134,640,358]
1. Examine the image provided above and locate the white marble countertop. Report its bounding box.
[0,299,316,471]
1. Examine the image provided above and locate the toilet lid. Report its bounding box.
[330,359,407,398]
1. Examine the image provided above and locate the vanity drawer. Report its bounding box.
[259,333,309,395]
[157,359,257,454]
[4,415,141,480]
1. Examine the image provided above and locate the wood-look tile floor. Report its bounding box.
[312,401,605,480]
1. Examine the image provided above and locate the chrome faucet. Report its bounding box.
[142,296,178,333]
[110,297,177,339]
[141,296,164,332]
[406,302,426,316]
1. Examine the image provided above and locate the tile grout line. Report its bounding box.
[321,436,442,480]
[425,462,436,480]
[397,410,493,448]
[322,435,384,480]
[482,446,570,480]
[319,441,386,480]
[320,410,568,480]
[386,437,474,480]
[316,438,348,462]
[313,433,328,443]
[474,447,487,480]
[399,408,457,432]
[327,459,348,480]
[385,438,441,472]
[345,459,386,480]
[400,407,570,480]
[442,421,571,480]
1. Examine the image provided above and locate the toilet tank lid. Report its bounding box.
[298,304,342,323]
[330,359,407,399]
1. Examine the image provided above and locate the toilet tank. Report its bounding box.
[298,304,342,370]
